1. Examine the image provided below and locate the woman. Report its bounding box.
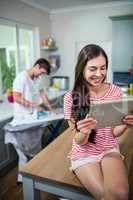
[64,44,133,200]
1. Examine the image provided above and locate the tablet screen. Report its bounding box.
[89,96,133,128]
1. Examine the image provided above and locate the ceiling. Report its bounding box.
[21,0,132,12]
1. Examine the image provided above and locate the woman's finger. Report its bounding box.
[77,121,97,130]
[80,129,90,135]
[124,115,133,119]
[77,118,96,125]
[77,120,97,127]
[123,118,133,126]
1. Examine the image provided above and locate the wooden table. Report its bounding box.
[20,128,94,200]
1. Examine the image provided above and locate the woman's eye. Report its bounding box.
[101,67,106,70]
[89,67,96,71]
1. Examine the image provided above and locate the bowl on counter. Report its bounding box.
[7,95,14,103]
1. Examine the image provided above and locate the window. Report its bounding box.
[0,19,39,94]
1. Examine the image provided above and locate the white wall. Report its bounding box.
[51,3,133,89]
[0,0,51,96]
[0,0,51,56]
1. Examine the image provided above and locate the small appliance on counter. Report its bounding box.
[113,72,133,86]
[50,76,69,90]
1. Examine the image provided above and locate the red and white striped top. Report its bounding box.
[64,84,123,160]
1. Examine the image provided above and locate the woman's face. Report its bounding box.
[83,55,107,87]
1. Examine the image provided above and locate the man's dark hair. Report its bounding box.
[34,58,51,75]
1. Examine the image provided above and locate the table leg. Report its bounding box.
[22,176,40,200]
[35,180,94,200]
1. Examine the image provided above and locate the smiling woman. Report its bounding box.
[63,44,133,200]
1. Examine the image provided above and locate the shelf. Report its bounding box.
[41,46,58,51]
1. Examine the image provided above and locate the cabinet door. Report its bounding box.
[0,142,18,176]
[0,118,18,176]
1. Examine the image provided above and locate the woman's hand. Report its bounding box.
[113,125,128,137]
[76,117,97,135]
[123,114,133,126]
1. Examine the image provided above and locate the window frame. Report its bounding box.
[0,18,40,96]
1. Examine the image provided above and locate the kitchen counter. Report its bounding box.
[0,102,13,123]
[0,90,67,123]
[0,90,67,176]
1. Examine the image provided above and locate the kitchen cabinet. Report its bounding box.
[110,15,133,72]
[113,72,133,86]
[0,118,18,176]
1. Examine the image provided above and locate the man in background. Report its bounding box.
[13,58,54,116]
[5,58,54,183]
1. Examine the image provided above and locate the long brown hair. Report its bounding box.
[72,44,108,143]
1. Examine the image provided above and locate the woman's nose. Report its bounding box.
[95,70,102,76]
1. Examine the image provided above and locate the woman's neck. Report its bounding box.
[89,83,108,98]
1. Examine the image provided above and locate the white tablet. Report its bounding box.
[89,96,133,128]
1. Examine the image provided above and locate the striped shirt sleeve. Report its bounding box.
[111,85,123,98]
[64,91,73,119]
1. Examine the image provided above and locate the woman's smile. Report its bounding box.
[89,75,105,86]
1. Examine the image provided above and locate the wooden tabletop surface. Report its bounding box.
[20,128,84,189]
[20,127,133,190]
